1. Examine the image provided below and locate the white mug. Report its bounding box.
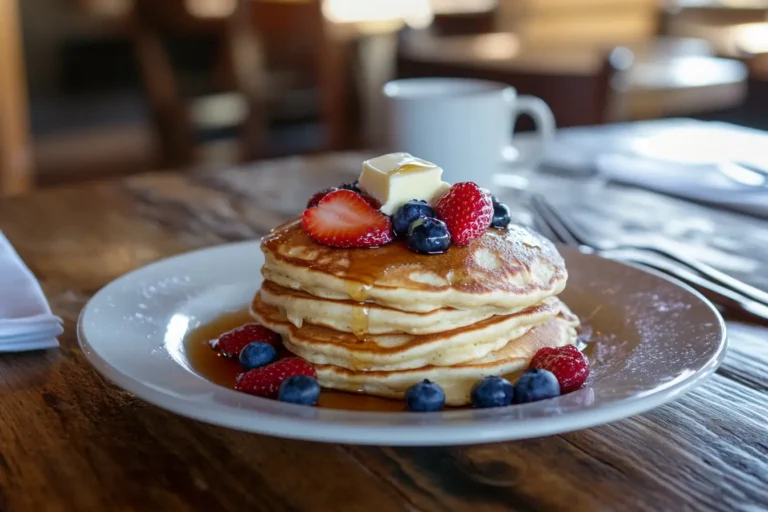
[382,78,555,186]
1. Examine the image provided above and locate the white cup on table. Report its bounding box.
[382,78,556,187]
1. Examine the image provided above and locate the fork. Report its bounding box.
[530,194,768,323]
[530,195,768,307]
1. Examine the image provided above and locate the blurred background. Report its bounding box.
[3,0,768,196]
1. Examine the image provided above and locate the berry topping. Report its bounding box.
[235,357,317,399]
[529,345,590,393]
[338,180,361,193]
[301,189,394,248]
[239,341,278,371]
[278,375,321,406]
[210,323,282,359]
[307,187,338,208]
[470,376,514,408]
[407,217,451,254]
[435,182,493,246]
[278,345,295,360]
[491,199,511,229]
[404,379,446,412]
[358,193,382,209]
[392,200,435,237]
[514,368,560,403]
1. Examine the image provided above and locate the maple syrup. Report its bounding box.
[345,281,372,338]
[184,309,406,412]
[184,310,595,413]
[261,221,567,299]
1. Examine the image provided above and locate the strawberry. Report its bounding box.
[277,345,295,359]
[435,182,493,246]
[210,323,282,359]
[235,357,317,398]
[529,345,590,393]
[301,189,393,248]
[307,181,379,209]
[358,193,382,209]
[307,187,338,208]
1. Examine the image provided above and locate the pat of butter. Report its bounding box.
[358,153,450,215]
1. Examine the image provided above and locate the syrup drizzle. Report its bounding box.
[184,309,405,412]
[183,310,594,412]
[262,221,566,299]
[346,281,372,339]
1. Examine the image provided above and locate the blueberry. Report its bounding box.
[338,180,361,193]
[392,200,436,237]
[405,379,446,412]
[470,376,515,408]
[407,217,451,254]
[238,341,277,371]
[491,201,511,229]
[278,375,321,406]
[514,368,560,403]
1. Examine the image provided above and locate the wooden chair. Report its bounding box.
[0,0,33,196]
[129,0,267,168]
[130,0,351,169]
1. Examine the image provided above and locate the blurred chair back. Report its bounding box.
[130,0,267,167]
[131,0,344,168]
[0,0,33,196]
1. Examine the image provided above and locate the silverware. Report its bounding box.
[530,195,768,307]
[734,161,768,180]
[530,195,768,323]
[719,161,767,187]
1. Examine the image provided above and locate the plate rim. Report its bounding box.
[77,241,727,446]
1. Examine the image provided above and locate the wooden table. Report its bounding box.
[398,32,749,122]
[1,123,767,510]
[662,0,768,58]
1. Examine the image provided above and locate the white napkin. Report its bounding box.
[596,153,768,218]
[0,232,62,351]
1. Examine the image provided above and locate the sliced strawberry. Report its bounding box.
[435,182,493,246]
[529,345,590,393]
[235,357,317,398]
[359,193,381,209]
[301,189,393,248]
[210,323,282,359]
[307,187,338,208]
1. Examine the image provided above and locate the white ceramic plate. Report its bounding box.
[78,242,726,446]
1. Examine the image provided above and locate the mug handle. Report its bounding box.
[505,95,556,168]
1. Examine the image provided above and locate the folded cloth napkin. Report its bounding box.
[539,120,768,218]
[0,232,62,351]
[596,153,768,218]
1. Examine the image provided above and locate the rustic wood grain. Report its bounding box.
[0,147,766,511]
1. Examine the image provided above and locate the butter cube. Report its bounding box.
[358,153,450,215]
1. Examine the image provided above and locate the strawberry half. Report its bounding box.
[210,323,282,359]
[529,345,590,393]
[301,189,393,248]
[307,187,338,208]
[235,357,317,398]
[435,182,493,246]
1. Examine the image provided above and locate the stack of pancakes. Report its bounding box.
[251,220,578,406]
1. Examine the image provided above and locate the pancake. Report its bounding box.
[251,292,563,372]
[316,311,580,406]
[261,220,567,313]
[259,280,517,336]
